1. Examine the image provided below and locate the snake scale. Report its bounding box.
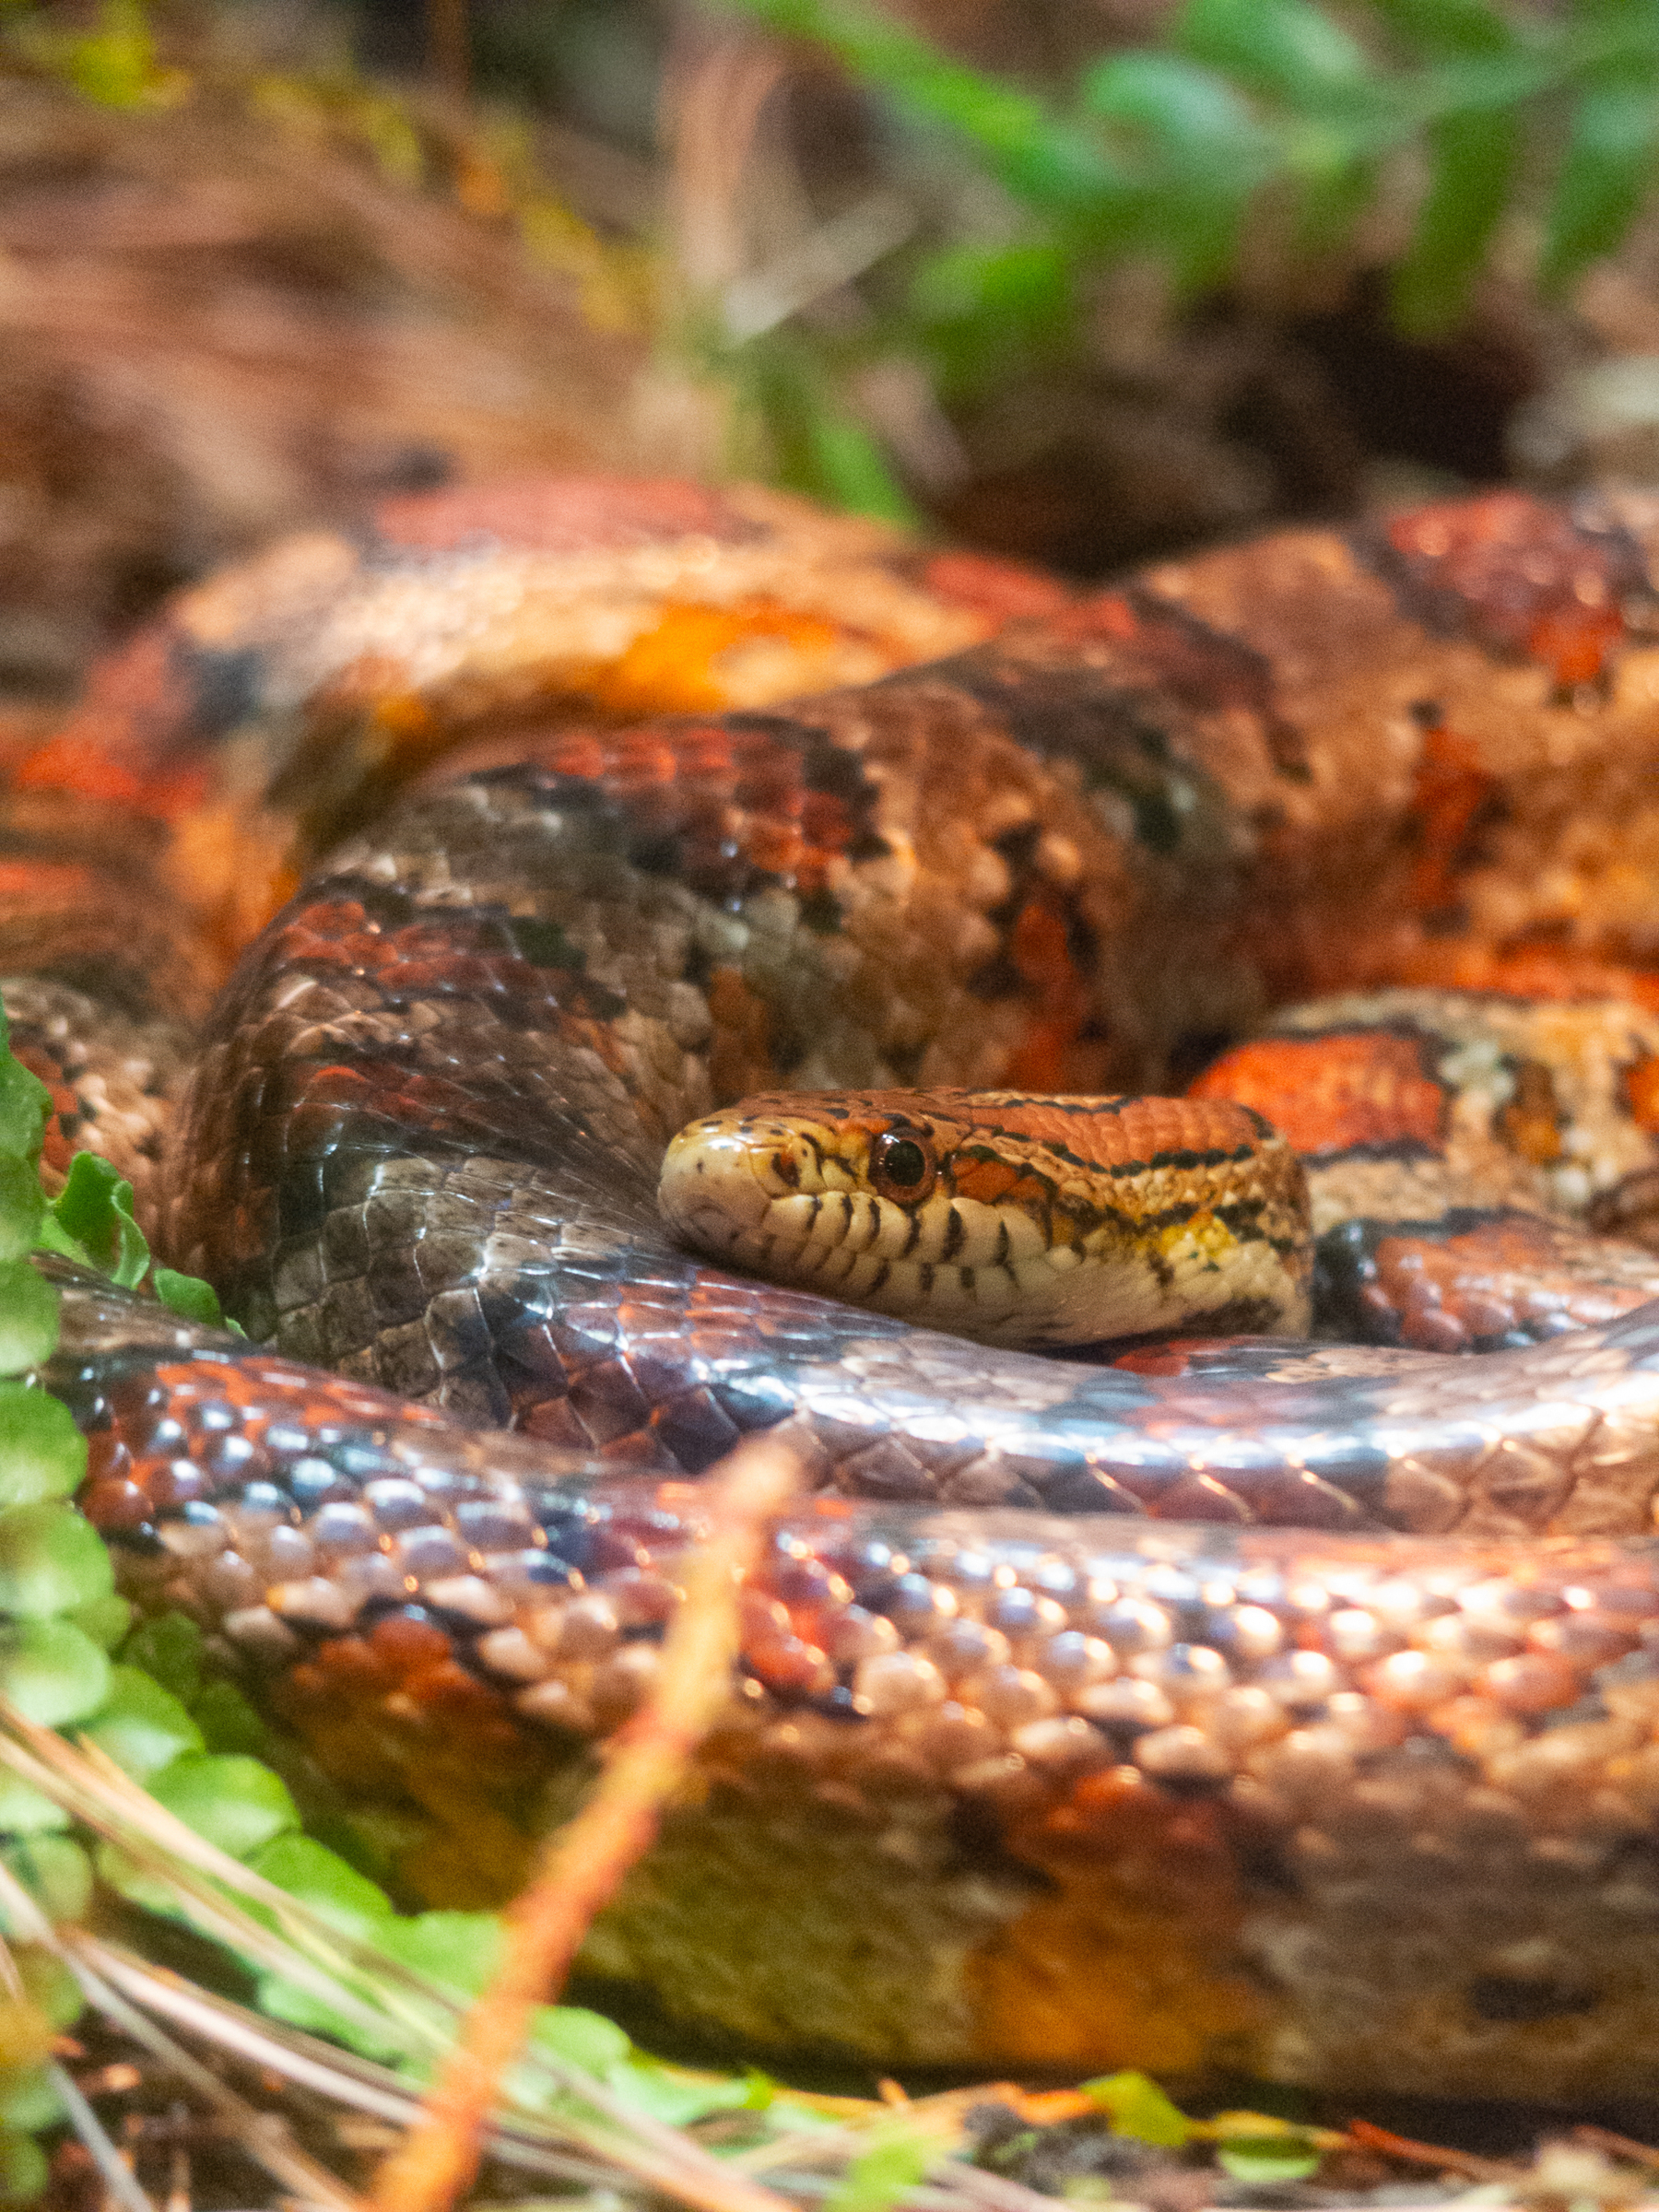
[16,476,1659,2097]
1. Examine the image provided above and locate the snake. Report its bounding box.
[18,474,1659,2100]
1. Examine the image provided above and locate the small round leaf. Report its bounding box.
[0,1619,111,1727]
[0,1387,86,1508]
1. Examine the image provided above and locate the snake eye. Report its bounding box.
[869,1131,936,1206]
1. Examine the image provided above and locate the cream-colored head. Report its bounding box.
[660,1088,1312,1347]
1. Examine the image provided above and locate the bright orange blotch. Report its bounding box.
[949,1156,1023,1206]
[1496,1059,1563,1165]
[1002,895,1100,1091]
[1625,1056,1659,1135]
[588,600,844,718]
[921,549,1070,623]
[969,1763,1263,2072]
[1409,715,1495,915]
[275,1612,541,1907]
[1193,1033,1446,1157]
[1528,604,1624,689]
[1396,942,1659,1015]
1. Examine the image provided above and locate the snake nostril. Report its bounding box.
[772,1150,800,1188]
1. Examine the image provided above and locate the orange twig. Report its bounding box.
[371,1439,805,2212]
[1344,2121,1519,2183]
[1571,2127,1659,2172]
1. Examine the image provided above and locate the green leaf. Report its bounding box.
[375,1909,502,1999]
[1542,64,1659,293]
[0,1265,58,1379]
[48,0,175,108]
[728,0,1123,217]
[909,242,1076,397]
[609,2053,772,2127]
[529,2005,634,2080]
[65,1593,131,1651]
[29,1217,92,1270]
[1082,2071,1194,2147]
[824,2121,933,2212]
[0,1161,43,1270]
[81,1665,203,1780]
[15,1954,77,2040]
[740,339,921,524]
[1080,52,1275,285]
[45,1153,147,1288]
[146,1751,299,1859]
[0,1774,68,1837]
[121,1611,204,1703]
[1215,2135,1324,2183]
[152,1265,241,1333]
[0,1053,51,1167]
[246,1833,394,1942]
[801,405,921,526]
[0,2129,48,2203]
[0,2071,64,2137]
[191,1677,266,1755]
[1367,0,1529,63]
[1372,0,1533,329]
[1175,0,1371,107]
[0,1386,86,1509]
[0,1502,112,1619]
[0,1619,110,1727]
[0,1836,90,1930]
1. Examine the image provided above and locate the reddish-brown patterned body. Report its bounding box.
[20,477,1659,2088]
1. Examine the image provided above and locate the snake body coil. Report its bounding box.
[18,477,1659,2095]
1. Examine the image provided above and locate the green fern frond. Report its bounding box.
[718,0,1659,513]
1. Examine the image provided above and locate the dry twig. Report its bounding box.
[370,1437,806,2212]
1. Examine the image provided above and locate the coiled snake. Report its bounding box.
[18,476,1659,2098]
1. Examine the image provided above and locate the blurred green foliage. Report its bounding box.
[717,0,1659,514]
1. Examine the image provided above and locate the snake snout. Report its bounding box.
[659,1112,835,1259]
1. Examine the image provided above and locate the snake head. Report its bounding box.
[659,1087,1313,1348]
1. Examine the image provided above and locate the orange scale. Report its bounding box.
[310,1636,394,1696]
[746,826,806,876]
[1058,1763,1173,1843]
[404,1662,507,1721]
[1191,1032,1446,1155]
[747,1633,832,1694]
[1624,1056,1659,1134]
[1051,592,1139,647]
[369,1615,453,1674]
[1480,1653,1581,1713]
[82,1433,134,1484]
[81,1477,151,1531]
[302,1065,375,1105]
[12,735,147,806]
[466,1717,539,1769]
[1528,605,1624,688]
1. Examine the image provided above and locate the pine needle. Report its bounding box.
[370,1436,806,2212]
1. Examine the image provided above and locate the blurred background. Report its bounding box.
[3,0,1659,724]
